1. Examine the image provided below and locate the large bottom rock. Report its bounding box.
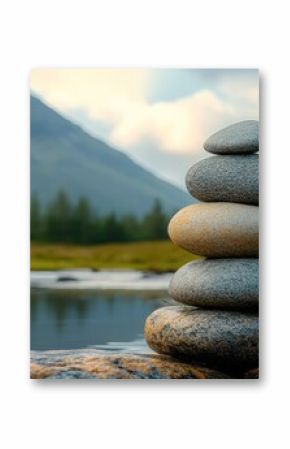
[30,353,230,379]
[144,306,258,371]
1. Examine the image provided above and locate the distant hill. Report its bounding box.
[30,95,192,217]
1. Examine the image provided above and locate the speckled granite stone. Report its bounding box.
[144,306,258,370]
[204,120,259,155]
[186,155,259,205]
[30,354,230,379]
[168,203,259,257]
[169,259,259,310]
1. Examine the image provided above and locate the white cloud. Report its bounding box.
[110,90,234,153]
[31,68,259,156]
[30,68,149,119]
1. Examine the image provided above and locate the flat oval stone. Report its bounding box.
[144,306,259,370]
[169,259,259,310]
[186,154,259,205]
[168,203,259,257]
[204,120,259,155]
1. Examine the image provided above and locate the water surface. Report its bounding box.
[31,289,165,352]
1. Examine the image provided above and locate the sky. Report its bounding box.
[30,68,259,189]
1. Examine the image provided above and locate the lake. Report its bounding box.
[31,288,166,353]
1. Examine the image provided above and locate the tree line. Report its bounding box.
[31,190,170,244]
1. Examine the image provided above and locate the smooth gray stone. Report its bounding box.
[186,154,259,205]
[144,306,259,370]
[169,259,259,310]
[204,120,259,154]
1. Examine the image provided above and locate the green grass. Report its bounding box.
[31,240,200,272]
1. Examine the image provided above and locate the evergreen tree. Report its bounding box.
[89,216,103,244]
[71,196,93,244]
[121,214,141,241]
[30,195,42,241]
[44,190,73,242]
[102,212,125,242]
[31,191,170,244]
[141,199,167,240]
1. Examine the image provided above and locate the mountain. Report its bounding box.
[30,95,192,217]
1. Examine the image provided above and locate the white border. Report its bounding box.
[1,1,289,447]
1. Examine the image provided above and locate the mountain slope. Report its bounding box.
[30,95,192,216]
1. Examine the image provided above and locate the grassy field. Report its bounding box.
[31,240,200,272]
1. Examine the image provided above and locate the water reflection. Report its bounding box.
[30,289,164,351]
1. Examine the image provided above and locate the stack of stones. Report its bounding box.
[144,120,259,377]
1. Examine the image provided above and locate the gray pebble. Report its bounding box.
[186,154,258,205]
[169,259,259,310]
[204,120,259,154]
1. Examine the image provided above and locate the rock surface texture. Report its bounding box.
[144,119,260,378]
[30,353,230,379]
[145,306,258,371]
[169,259,259,310]
[168,203,259,257]
[204,120,259,155]
[186,154,259,205]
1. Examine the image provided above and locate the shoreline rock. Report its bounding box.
[30,353,231,379]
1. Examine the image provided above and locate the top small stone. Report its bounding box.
[204,120,259,155]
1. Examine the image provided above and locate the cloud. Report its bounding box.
[108,81,258,154]
[30,68,149,118]
[218,72,259,105]
[110,90,233,153]
[31,68,258,156]
[30,69,259,185]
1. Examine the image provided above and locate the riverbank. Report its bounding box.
[31,240,200,272]
[31,269,172,290]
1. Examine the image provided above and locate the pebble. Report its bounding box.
[204,120,259,155]
[169,259,259,310]
[168,203,259,257]
[186,154,258,204]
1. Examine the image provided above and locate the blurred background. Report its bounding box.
[30,68,259,354]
